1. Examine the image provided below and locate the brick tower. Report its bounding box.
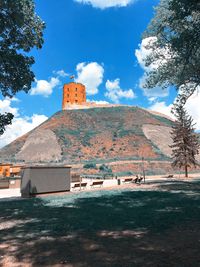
[62,82,86,110]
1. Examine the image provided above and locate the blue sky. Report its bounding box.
[30,0,161,114]
[0,0,199,147]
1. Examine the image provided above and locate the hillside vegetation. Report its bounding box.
[0,106,174,168]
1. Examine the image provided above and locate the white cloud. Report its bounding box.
[135,37,170,99]
[75,62,104,95]
[0,98,19,117]
[0,98,48,148]
[185,88,200,131]
[149,88,200,130]
[0,114,48,148]
[87,99,109,104]
[148,97,158,103]
[135,37,157,70]
[30,77,60,97]
[74,0,134,9]
[141,82,169,99]
[149,101,174,119]
[53,70,69,78]
[135,37,171,72]
[105,78,136,103]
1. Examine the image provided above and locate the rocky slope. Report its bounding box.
[0,106,176,174]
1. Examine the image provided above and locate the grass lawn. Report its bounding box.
[1,180,200,266]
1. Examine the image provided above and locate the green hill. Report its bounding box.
[0,106,175,175]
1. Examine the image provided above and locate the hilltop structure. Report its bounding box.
[62,82,86,110]
[62,81,122,110]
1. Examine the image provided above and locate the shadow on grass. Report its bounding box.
[156,179,200,193]
[1,181,200,266]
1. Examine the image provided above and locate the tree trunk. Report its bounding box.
[185,164,188,178]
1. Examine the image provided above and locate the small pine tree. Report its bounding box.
[170,104,200,177]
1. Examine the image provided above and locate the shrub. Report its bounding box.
[83,163,97,169]
[114,171,134,177]
[152,114,173,127]
[99,164,112,173]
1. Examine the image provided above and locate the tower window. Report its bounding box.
[75,88,78,92]
[75,93,77,97]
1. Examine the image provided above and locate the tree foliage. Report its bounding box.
[0,0,45,134]
[99,164,112,173]
[143,0,200,104]
[170,104,200,177]
[0,112,13,135]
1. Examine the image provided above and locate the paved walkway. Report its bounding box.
[1,175,200,201]
[0,188,21,200]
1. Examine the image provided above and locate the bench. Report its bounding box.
[91,181,104,188]
[72,182,87,190]
[138,177,143,183]
[122,178,133,184]
[166,174,174,178]
[0,180,9,189]
[134,176,143,184]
